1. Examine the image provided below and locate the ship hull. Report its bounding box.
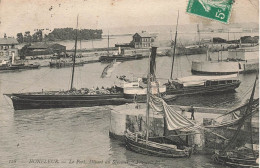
[166,81,241,95]
[191,60,259,75]
[0,64,40,71]
[125,132,190,158]
[191,70,240,75]
[6,94,131,110]
[99,54,143,62]
[178,47,207,55]
[213,154,259,168]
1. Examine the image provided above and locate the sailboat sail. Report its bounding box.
[206,98,259,128]
[149,94,198,132]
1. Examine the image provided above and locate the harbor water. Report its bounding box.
[0,51,258,167]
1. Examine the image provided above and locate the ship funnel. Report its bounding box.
[150,47,157,80]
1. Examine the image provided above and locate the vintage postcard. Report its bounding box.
[0,0,259,168]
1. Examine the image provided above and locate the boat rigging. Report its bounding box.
[170,10,179,80]
[70,14,79,90]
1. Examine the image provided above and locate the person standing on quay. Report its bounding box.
[189,106,195,120]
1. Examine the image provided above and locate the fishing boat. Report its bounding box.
[209,76,259,167]
[49,56,84,68]
[99,33,143,62]
[180,24,207,55]
[5,90,130,110]
[0,37,39,71]
[4,16,132,111]
[125,130,191,158]
[115,76,166,102]
[99,53,143,62]
[0,55,39,71]
[166,13,240,96]
[167,24,207,56]
[116,74,240,99]
[124,46,192,158]
[165,74,241,95]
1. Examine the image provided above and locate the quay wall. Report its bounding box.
[109,104,259,154]
[109,104,230,152]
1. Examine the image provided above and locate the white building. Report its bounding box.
[0,37,19,63]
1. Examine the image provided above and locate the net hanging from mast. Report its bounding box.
[149,94,201,132]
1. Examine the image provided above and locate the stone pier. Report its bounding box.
[109,103,231,153]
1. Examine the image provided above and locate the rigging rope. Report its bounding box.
[19,68,54,93]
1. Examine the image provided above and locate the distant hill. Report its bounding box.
[103,22,259,35]
[46,28,103,41]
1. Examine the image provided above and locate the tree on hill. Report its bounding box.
[45,28,102,41]
[24,31,32,43]
[32,30,43,42]
[17,33,24,43]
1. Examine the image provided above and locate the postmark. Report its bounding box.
[186,0,234,23]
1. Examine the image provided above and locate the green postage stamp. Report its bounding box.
[186,0,233,23]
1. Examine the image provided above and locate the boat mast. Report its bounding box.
[146,48,151,142]
[170,11,179,80]
[247,75,257,158]
[223,75,258,152]
[70,15,79,90]
[197,24,201,45]
[107,31,110,55]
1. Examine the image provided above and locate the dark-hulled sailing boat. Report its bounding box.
[165,12,240,97]
[4,16,131,111]
[99,32,143,63]
[124,47,192,158]
[210,76,259,167]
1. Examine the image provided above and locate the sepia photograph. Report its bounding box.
[0,0,259,167]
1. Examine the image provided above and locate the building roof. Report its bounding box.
[0,38,19,45]
[50,43,66,48]
[134,32,152,38]
[28,43,49,49]
[28,43,66,49]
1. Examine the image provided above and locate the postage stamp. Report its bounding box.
[186,0,233,23]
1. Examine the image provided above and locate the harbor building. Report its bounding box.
[132,31,152,48]
[27,43,66,56]
[0,37,19,63]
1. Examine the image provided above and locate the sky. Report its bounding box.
[0,0,259,37]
